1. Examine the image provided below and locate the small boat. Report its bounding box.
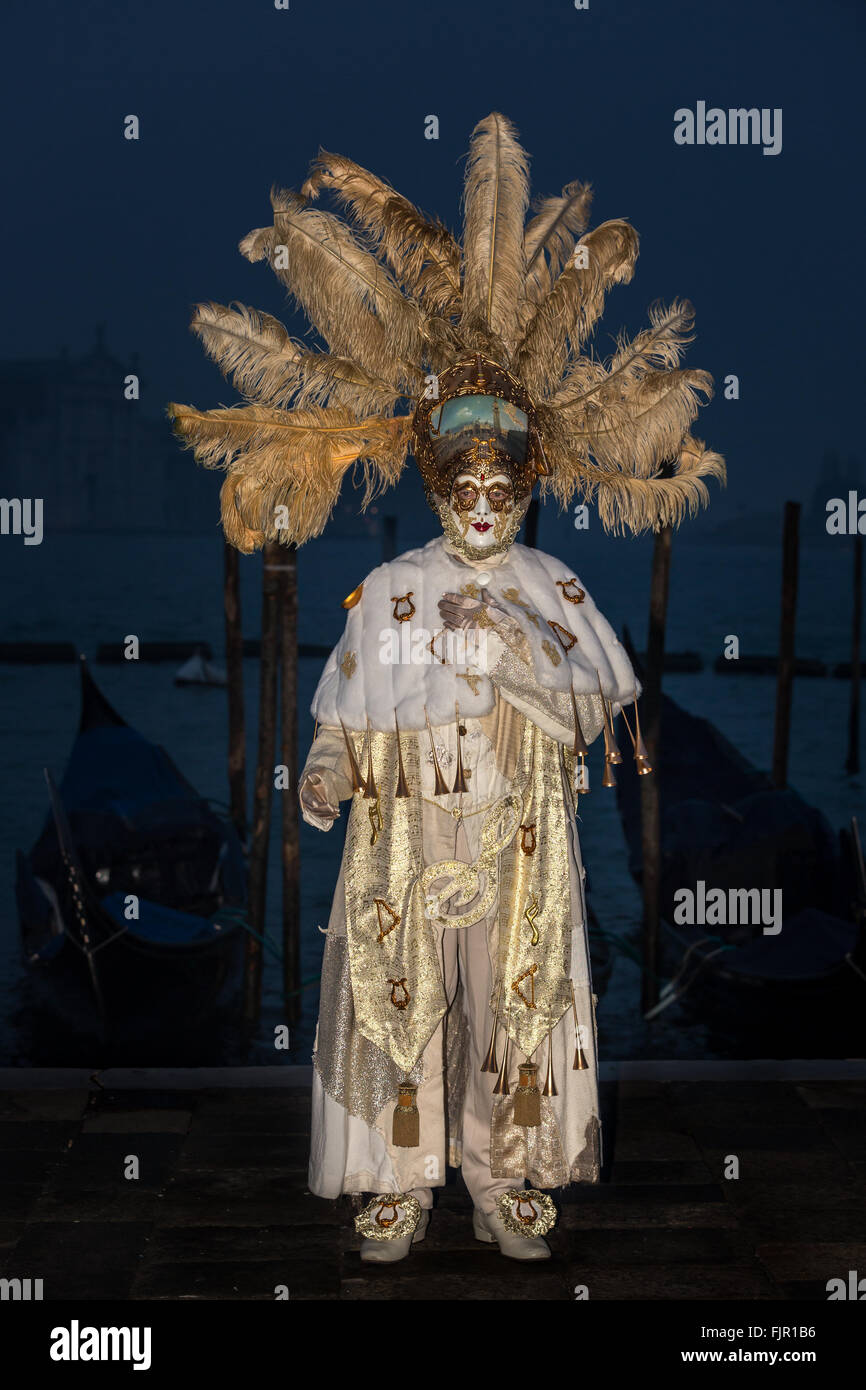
[614,633,865,1049]
[174,649,227,687]
[15,658,246,1047]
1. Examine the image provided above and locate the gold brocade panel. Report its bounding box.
[343,729,448,1075]
[494,721,574,1059]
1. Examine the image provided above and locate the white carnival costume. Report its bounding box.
[170,112,723,1260]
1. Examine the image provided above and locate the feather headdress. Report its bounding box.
[168,112,724,552]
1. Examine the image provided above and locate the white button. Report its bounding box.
[477,571,491,586]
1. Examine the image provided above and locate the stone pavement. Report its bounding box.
[1,1073,864,1300]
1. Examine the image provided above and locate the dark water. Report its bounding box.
[1,512,863,1065]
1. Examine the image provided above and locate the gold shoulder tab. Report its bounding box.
[342,582,364,610]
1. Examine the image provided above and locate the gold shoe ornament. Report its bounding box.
[495,1189,557,1239]
[354,1193,422,1242]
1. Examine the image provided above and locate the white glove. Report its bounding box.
[299,768,341,831]
[437,591,508,630]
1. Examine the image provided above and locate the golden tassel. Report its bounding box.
[362,716,378,799]
[394,709,410,797]
[339,719,365,794]
[513,1062,541,1127]
[451,702,469,793]
[424,705,449,795]
[480,981,502,1073]
[542,1029,558,1097]
[492,1030,511,1095]
[392,1082,420,1147]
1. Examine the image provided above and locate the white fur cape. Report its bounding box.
[311,536,637,732]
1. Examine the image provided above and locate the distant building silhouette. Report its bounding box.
[0,327,217,532]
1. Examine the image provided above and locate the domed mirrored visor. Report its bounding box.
[428,394,529,470]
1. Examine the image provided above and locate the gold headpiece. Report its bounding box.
[168,113,724,552]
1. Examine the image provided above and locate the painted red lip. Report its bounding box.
[472,521,492,532]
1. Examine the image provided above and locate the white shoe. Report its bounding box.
[473,1190,555,1261]
[357,1196,429,1264]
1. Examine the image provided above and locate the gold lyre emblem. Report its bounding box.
[511,964,538,1009]
[557,578,586,605]
[523,894,540,946]
[340,650,357,679]
[548,619,577,652]
[541,639,561,667]
[388,977,411,1010]
[515,1195,539,1225]
[392,592,416,623]
[375,1200,400,1229]
[374,898,400,944]
[519,823,537,855]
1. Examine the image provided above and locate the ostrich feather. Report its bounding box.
[167,402,412,548]
[190,301,406,413]
[460,112,530,353]
[514,220,639,396]
[239,188,424,391]
[522,180,594,315]
[539,431,725,534]
[550,297,692,411]
[302,151,462,315]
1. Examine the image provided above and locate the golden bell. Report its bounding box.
[362,716,378,799]
[451,702,469,794]
[602,757,617,789]
[339,719,366,795]
[542,1030,558,1097]
[605,700,623,765]
[632,692,653,776]
[480,982,502,1073]
[492,1032,511,1095]
[597,671,623,772]
[570,979,588,1069]
[569,685,590,757]
[394,710,410,797]
[424,706,449,795]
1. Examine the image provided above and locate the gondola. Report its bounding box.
[613,634,866,1052]
[15,657,246,1046]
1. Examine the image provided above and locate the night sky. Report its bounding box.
[3,0,863,517]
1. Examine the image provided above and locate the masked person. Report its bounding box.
[170,113,724,1265]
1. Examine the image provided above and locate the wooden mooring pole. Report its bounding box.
[640,525,672,1015]
[278,544,301,1025]
[223,541,246,841]
[772,501,800,789]
[243,542,281,1030]
[846,536,863,775]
